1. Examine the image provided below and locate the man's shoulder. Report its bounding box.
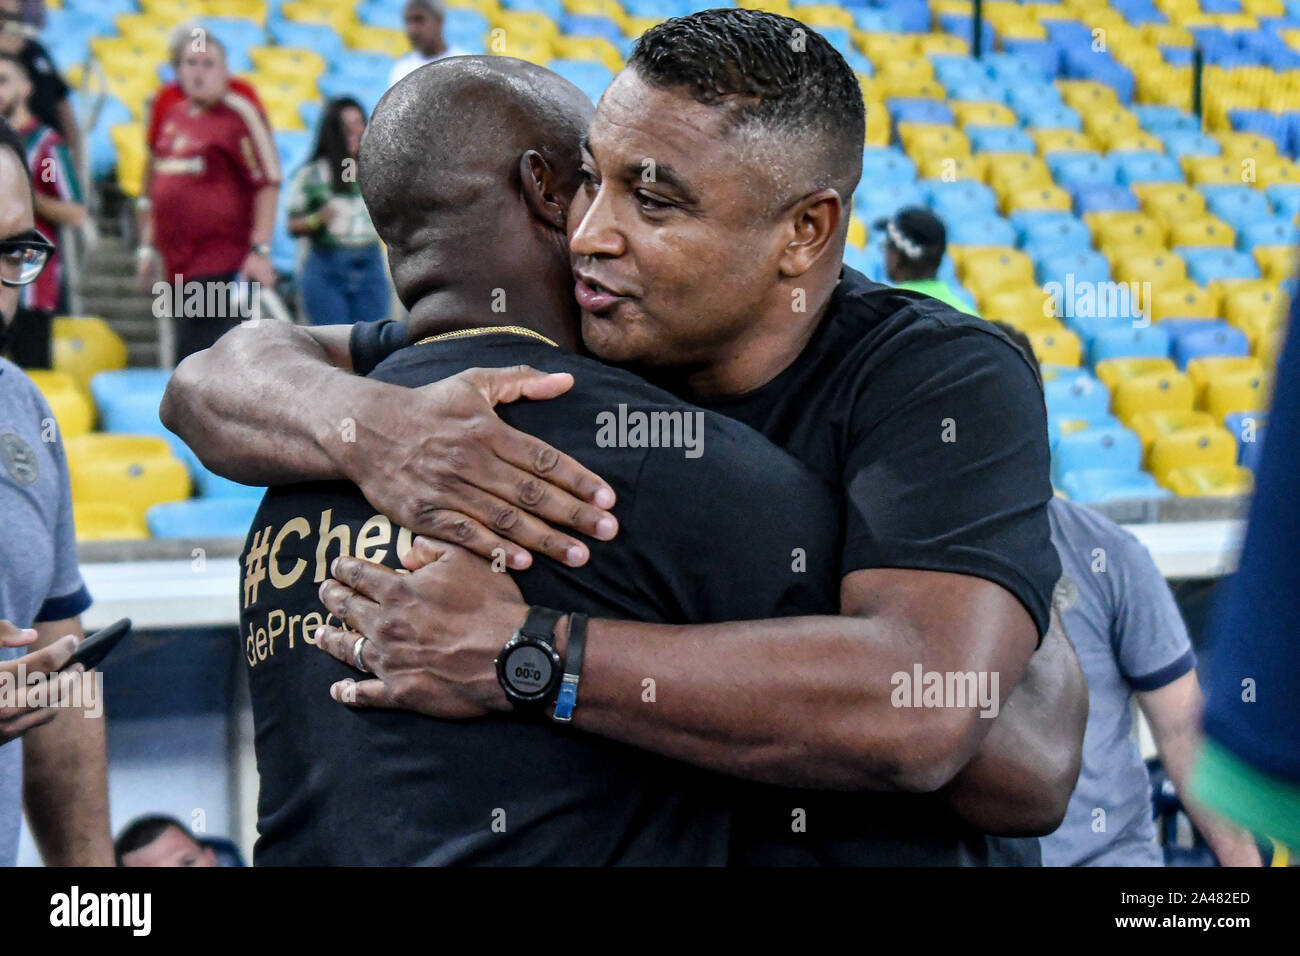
[0,359,48,410]
[1049,496,1142,555]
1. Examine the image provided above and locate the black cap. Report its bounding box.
[872,206,947,260]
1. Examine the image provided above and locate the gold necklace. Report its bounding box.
[413,325,559,348]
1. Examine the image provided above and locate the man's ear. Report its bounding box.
[777,188,843,279]
[519,149,569,232]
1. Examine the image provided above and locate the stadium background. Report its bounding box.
[14,0,1293,863]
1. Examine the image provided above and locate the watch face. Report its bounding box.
[504,644,555,697]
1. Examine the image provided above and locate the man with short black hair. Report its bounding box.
[115,815,218,867]
[874,206,975,314]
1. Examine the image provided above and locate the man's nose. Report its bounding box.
[569,185,624,260]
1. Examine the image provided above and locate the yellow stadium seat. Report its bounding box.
[896,123,971,159]
[1085,211,1167,249]
[930,0,972,13]
[1094,356,1178,391]
[847,217,866,250]
[1026,326,1083,366]
[113,13,172,46]
[448,0,502,14]
[916,154,986,180]
[958,248,1035,298]
[1253,156,1300,188]
[1135,182,1208,224]
[205,0,269,23]
[249,46,327,83]
[1003,184,1072,214]
[1243,0,1285,13]
[1164,463,1254,496]
[1216,130,1279,162]
[624,15,664,35]
[52,318,128,395]
[1186,355,1264,405]
[1114,251,1187,286]
[1143,22,1195,46]
[491,10,560,43]
[864,105,890,146]
[344,25,408,59]
[914,34,969,56]
[1128,410,1218,462]
[1204,369,1271,419]
[856,33,916,63]
[258,89,307,131]
[26,370,94,439]
[565,0,632,28]
[1150,281,1220,320]
[1059,80,1120,112]
[110,124,146,198]
[1149,426,1238,485]
[491,36,554,66]
[1112,370,1195,422]
[1252,244,1297,281]
[883,77,947,99]
[877,56,936,88]
[1082,108,1140,142]
[281,1,354,33]
[985,154,1053,191]
[997,20,1048,39]
[979,288,1057,329]
[951,102,1017,127]
[65,435,192,524]
[790,3,855,27]
[1168,216,1235,248]
[552,36,622,72]
[1103,130,1166,153]
[1032,129,1094,155]
[139,0,203,17]
[73,503,148,542]
[1181,156,1242,185]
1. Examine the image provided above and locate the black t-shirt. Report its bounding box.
[241,333,841,865]
[19,40,69,136]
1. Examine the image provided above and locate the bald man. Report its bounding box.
[230,57,842,865]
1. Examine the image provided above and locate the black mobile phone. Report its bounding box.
[64,618,132,672]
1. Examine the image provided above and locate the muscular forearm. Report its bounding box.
[941,608,1088,835]
[570,611,1020,793]
[161,320,380,484]
[22,620,112,866]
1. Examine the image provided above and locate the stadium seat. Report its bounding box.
[72,502,148,542]
[146,498,263,539]
[1238,217,1300,251]
[51,318,129,394]
[1059,468,1171,503]
[1200,184,1273,232]
[1128,409,1219,462]
[1203,367,1271,419]
[1163,463,1254,496]
[946,216,1019,247]
[1072,183,1140,214]
[1162,320,1252,367]
[1150,281,1220,320]
[1114,251,1187,286]
[1178,247,1260,284]
[1091,325,1172,364]
[1186,354,1266,405]
[980,288,1057,329]
[1148,426,1239,486]
[1027,326,1084,366]
[64,435,192,524]
[958,248,1035,299]
[1045,375,1113,423]
[1052,426,1143,485]
[1112,369,1195,422]
[25,370,94,439]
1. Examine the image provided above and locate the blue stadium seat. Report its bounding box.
[886,98,954,125]
[1050,153,1118,190]
[1018,103,1083,131]
[1228,109,1290,152]
[946,215,1017,246]
[1006,83,1065,115]
[446,9,492,46]
[1114,152,1184,185]
[923,179,999,219]
[939,15,995,55]
[1238,217,1300,250]
[930,56,987,88]
[1160,130,1222,158]
[1045,376,1114,424]
[559,15,624,43]
[1018,214,1092,254]
[983,52,1047,85]
[299,100,323,134]
[855,183,926,223]
[850,8,905,32]
[1060,468,1171,503]
[1224,411,1268,470]
[1177,247,1261,284]
[274,130,312,175]
[1037,249,1112,287]
[946,79,1007,103]
[1090,325,1171,364]
[146,499,263,539]
[358,0,406,26]
[549,59,614,100]
[1162,319,1251,368]
[1052,426,1143,485]
[1134,104,1200,135]
[1266,183,1300,217]
[269,20,345,61]
[877,0,929,33]
[1072,184,1139,214]
[999,39,1060,80]
[859,148,917,185]
[1200,185,1272,232]
[967,125,1034,153]
[1010,208,1077,242]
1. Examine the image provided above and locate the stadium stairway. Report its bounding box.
[79,206,160,368]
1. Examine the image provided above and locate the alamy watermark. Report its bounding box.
[0,665,103,719]
[890,664,1000,718]
[595,404,704,459]
[151,276,263,323]
[1042,273,1152,328]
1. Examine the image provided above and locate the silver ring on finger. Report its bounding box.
[352,635,370,673]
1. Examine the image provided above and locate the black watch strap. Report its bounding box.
[520,606,563,649]
[552,612,588,723]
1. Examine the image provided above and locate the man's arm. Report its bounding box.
[941,606,1087,835]
[21,616,114,867]
[160,322,618,568]
[33,192,85,227]
[1138,674,1263,866]
[320,548,1046,795]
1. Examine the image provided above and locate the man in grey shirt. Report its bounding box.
[991,322,1261,867]
[0,114,111,866]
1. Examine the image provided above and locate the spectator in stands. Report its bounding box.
[991,322,1262,867]
[138,20,267,241]
[0,53,83,368]
[287,97,388,325]
[136,30,280,365]
[874,206,976,314]
[0,115,111,867]
[388,0,466,88]
[115,815,219,867]
[0,0,80,194]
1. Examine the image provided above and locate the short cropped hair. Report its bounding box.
[628,9,865,209]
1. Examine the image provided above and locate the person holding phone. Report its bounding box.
[0,114,111,866]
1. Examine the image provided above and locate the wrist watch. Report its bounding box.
[250,243,271,258]
[495,606,564,711]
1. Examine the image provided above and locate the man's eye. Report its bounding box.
[636,191,671,212]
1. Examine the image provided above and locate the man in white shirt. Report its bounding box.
[387,0,466,88]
